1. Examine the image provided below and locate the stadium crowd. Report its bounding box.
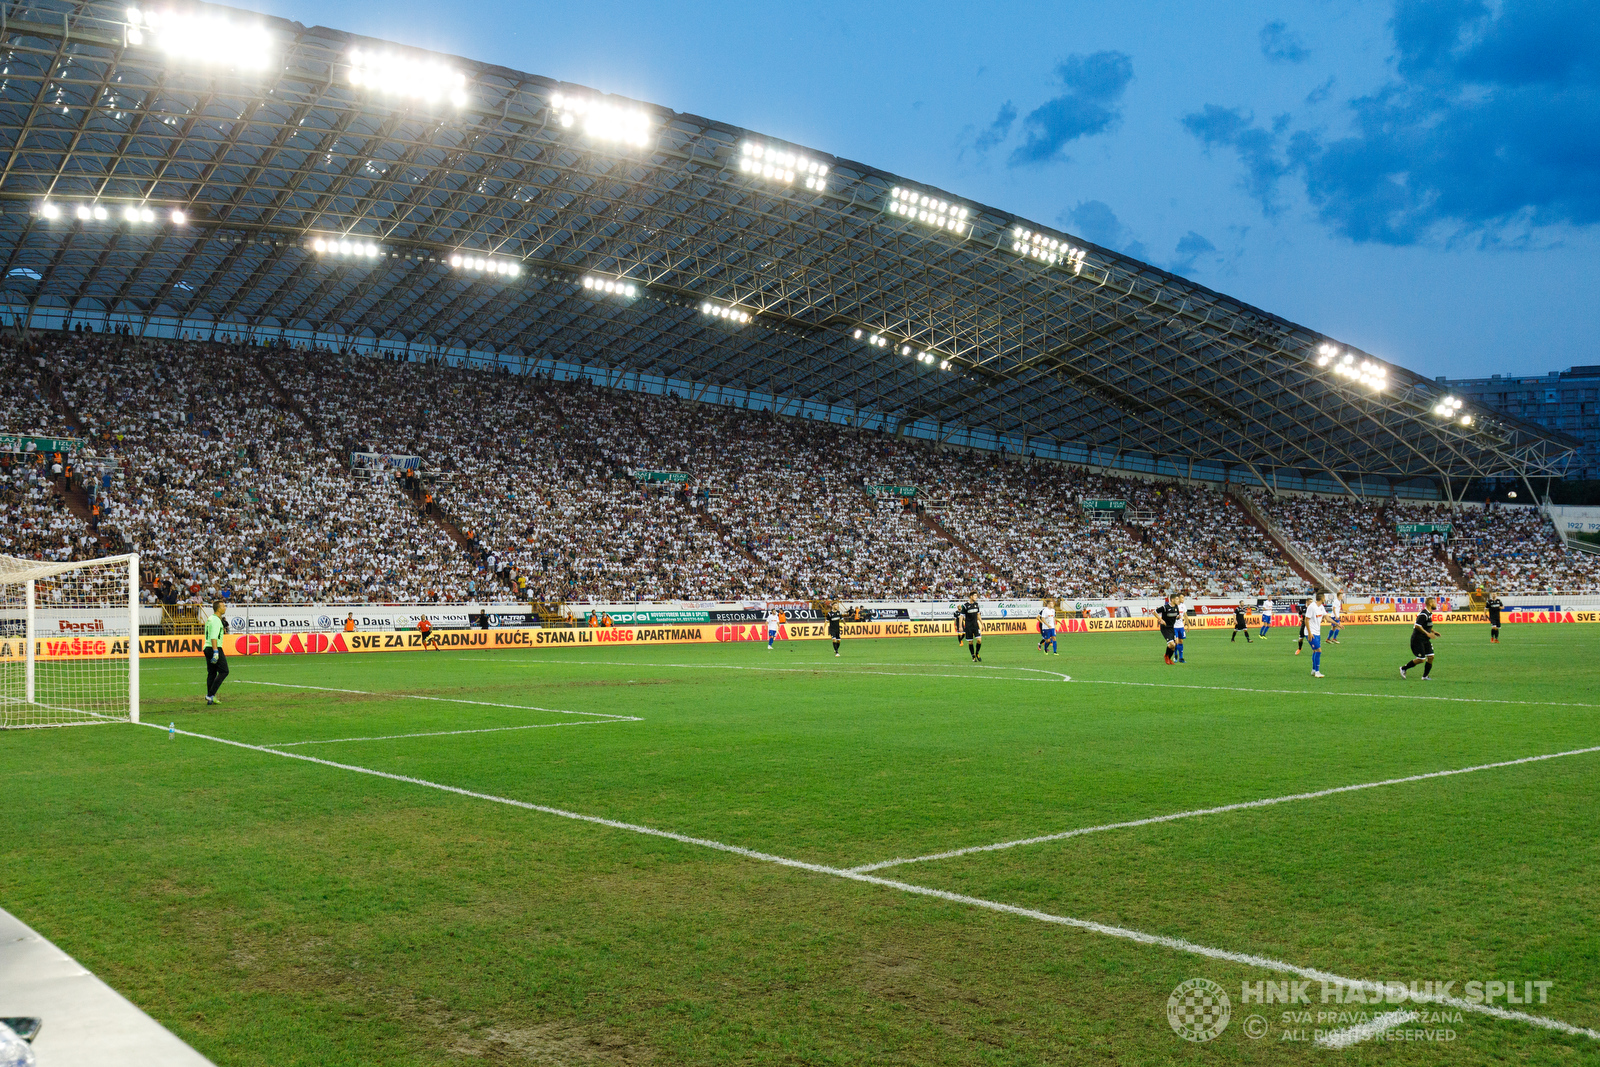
[1252,492,1461,595]
[1449,505,1600,593]
[3,330,1597,603]
[262,350,985,601]
[5,332,481,602]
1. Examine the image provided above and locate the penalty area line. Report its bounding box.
[1074,677,1600,710]
[472,658,1071,683]
[142,720,1600,1049]
[849,742,1600,873]
[261,717,638,748]
[460,657,1593,708]
[234,679,636,720]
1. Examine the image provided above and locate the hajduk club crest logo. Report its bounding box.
[1167,978,1231,1041]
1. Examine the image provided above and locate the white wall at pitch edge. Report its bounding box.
[0,607,133,637]
[217,604,538,633]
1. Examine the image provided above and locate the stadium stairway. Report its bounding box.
[1439,549,1473,592]
[385,481,517,597]
[1226,485,1336,591]
[688,502,766,568]
[37,359,113,538]
[256,346,520,599]
[1128,519,1203,588]
[252,352,322,444]
[918,511,1004,574]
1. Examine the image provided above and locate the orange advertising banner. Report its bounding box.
[1,611,1593,662]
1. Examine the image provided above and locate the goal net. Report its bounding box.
[0,553,139,728]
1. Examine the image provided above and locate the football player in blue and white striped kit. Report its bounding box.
[1037,602,1058,655]
[1305,592,1329,677]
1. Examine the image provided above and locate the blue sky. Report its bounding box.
[258,0,1600,382]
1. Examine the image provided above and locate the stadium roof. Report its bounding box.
[0,0,1578,490]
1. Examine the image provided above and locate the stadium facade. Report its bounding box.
[0,0,1580,504]
[1434,367,1600,481]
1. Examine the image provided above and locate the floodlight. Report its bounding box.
[348,49,469,107]
[550,92,651,147]
[143,9,274,70]
[581,274,638,298]
[739,141,828,192]
[122,205,156,223]
[313,236,383,259]
[1432,395,1466,417]
[38,202,60,220]
[1317,345,1386,389]
[887,186,972,237]
[76,205,92,220]
[449,253,520,277]
[862,330,946,367]
[1010,226,1088,273]
[92,206,108,220]
[699,300,752,325]
[1351,359,1387,389]
[170,208,186,225]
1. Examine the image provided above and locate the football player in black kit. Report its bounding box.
[1231,603,1252,642]
[827,603,844,656]
[1486,593,1504,643]
[1155,595,1182,664]
[961,597,983,662]
[1400,597,1441,680]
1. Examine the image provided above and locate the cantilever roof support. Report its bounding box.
[1323,466,1358,500]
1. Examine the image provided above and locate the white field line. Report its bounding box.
[142,720,1600,1047]
[475,657,1600,709]
[473,658,1068,682]
[1317,1010,1420,1049]
[235,679,636,720]
[1073,677,1600,710]
[849,743,1600,873]
[476,659,1075,684]
[261,718,635,748]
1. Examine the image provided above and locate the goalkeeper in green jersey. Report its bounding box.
[204,601,229,705]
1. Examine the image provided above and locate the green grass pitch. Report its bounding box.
[5,621,1600,1065]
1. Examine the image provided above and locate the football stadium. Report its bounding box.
[3,2,1600,1064]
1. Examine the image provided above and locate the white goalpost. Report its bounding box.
[1,553,139,728]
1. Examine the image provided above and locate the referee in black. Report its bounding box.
[204,600,230,705]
